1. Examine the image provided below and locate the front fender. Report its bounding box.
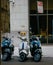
[34,49,42,54]
[20,50,27,55]
[4,48,11,54]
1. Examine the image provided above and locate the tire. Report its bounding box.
[2,53,8,61]
[33,53,42,62]
[19,52,26,62]
[2,52,11,61]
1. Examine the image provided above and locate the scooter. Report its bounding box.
[30,36,42,62]
[18,37,29,62]
[1,37,14,61]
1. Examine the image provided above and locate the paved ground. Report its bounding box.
[1,56,53,65]
[13,46,53,57]
[1,45,53,65]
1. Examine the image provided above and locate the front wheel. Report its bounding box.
[2,53,8,61]
[33,53,42,62]
[2,53,11,61]
[19,52,26,62]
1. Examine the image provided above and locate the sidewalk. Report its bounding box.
[12,45,53,57]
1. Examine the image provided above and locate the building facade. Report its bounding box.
[9,0,29,46]
[0,0,53,44]
[0,0,10,43]
[1,0,10,33]
[29,0,53,43]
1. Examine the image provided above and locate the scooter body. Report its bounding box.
[1,37,14,61]
[30,36,42,62]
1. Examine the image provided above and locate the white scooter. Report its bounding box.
[18,37,29,62]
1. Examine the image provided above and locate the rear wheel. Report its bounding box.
[34,53,42,62]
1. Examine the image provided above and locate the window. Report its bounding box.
[29,0,53,44]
